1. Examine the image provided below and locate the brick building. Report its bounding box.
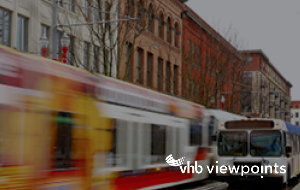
[241,50,292,122]
[118,0,185,96]
[291,101,300,125]
[181,5,244,113]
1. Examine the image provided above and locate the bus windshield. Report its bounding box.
[250,130,281,156]
[218,131,247,156]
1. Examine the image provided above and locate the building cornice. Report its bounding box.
[184,9,243,61]
[241,49,292,88]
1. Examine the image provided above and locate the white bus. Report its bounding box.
[205,109,247,168]
[214,118,298,185]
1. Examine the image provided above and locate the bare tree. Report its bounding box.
[182,24,249,113]
[56,0,154,78]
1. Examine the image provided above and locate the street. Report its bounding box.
[161,176,300,190]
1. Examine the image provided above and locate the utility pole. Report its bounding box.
[52,0,58,60]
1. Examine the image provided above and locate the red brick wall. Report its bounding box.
[181,6,243,112]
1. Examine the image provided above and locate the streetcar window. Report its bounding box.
[208,116,215,146]
[190,124,202,146]
[54,112,72,169]
[225,121,274,129]
[106,119,127,167]
[151,124,166,164]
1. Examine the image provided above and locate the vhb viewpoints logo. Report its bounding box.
[165,154,185,167]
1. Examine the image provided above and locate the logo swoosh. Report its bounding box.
[165,154,185,166]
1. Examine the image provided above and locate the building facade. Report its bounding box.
[241,50,292,122]
[291,101,300,125]
[181,5,244,113]
[0,0,118,76]
[118,0,184,96]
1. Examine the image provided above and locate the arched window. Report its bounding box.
[104,2,111,30]
[158,13,163,38]
[174,23,179,47]
[148,4,154,32]
[166,17,171,43]
[128,0,134,18]
[137,0,144,25]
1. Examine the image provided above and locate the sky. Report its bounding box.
[186,0,300,100]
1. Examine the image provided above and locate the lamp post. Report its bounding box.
[40,33,49,58]
[60,32,70,64]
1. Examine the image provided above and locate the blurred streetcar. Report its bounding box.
[0,45,211,190]
[214,118,300,185]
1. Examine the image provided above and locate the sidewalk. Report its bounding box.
[292,182,300,190]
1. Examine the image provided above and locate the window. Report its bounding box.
[83,42,90,69]
[173,65,178,95]
[93,46,99,73]
[106,119,128,167]
[40,25,49,56]
[193,80,196,101]
[296,122,299,126]
[197,46,201,65]
[166,17,171,43]
[157,58,163,91]
[190,123,202,146]
[137,48,143,84]
[128,0,134,18]
[158,13,163,38]
[245,57,252,65]
[188,40,191,60]
[151,125,166,164]
[192,42,195,61]
[56,31,63,58]
[147,52,153,87]
[296,105,299,109]
[68,0,75,12]
[259,59,262,70]
[104,2,110,31]
[174,23,179,47]
[93,0,100,22]
[85,0,90,19]
[67,36,75,65]
[57,0,63,7]
[148,5,154,32]
[197,82,200,102]
[17,15,28,52]
[166,61,171,93]
[54,112,73,169]
[296,112,299,118]
[137,0,143,26]
[125,42,133,81]
[0,8,11,46]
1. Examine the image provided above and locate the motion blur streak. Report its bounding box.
[0,45,210,190]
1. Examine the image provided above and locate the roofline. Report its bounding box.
[241,49,293,88]
[183,6,243,61]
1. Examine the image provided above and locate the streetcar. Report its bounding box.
[0,45,211,190]
[214,118,298,184]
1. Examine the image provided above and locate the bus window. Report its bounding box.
[151,124,166,164]
[298,136,300,154]
[218,131,247,156]
[283,132,286,154]
[250,130,281,157]
[54,112,72,169]
[294,135,298,155]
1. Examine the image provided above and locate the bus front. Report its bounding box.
[215,119,287,184]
